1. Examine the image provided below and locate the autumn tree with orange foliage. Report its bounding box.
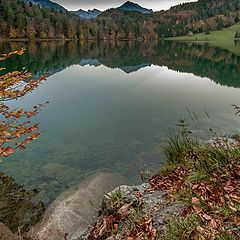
[0,49,47,158]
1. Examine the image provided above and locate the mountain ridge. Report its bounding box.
[72,8,102,19]
[118,1,153,14]
[24,0,66,12]
[72,1,153,19]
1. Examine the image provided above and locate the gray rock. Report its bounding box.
[27,172,126,240]
[36,180,63,205]
[81,183,183,239]
[106,183,151,205]
[152,201,183,232]
[206,137,239,149]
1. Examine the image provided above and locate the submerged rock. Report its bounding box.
[42,162,82,184]
[28,172,126,240]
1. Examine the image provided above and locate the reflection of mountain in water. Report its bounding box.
[120,63,151,73]
[79,59,101,67]
[78,59,151,73]
[0,41,240,87]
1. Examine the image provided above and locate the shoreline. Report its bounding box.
[80,136,240,239]
[0,134,240,239]
[0,38,158,43]
[165,22,240,56]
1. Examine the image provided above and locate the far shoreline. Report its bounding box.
[166,22,240,56]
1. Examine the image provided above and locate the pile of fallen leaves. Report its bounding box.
[88,160,239,239]
[148,167,190,197]
[188,161,240,239]
[149,160,240,239]
[88,197,157,240]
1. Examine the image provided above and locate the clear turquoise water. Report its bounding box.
[1,41,240,204]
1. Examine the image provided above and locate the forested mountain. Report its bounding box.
[24,0,66,12]
[0,0,239,40]
[153,0,240,37]
[118,1,153,14]
[0,0,81,39]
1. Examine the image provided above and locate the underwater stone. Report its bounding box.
[27,172,126,240]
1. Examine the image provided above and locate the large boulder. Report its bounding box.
[27,172,126,240]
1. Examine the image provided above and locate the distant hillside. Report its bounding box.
[72,9,102,19]
[0,0,80,39]
[168,22,240,56]
[0,0,239,41]
[24,0,66,12]
[118,1,153,14]
[153,0,240,38]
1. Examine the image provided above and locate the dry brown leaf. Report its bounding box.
[118,202,133,216]
[192,197,200,205]
[193,205,202,213]
[209,219,218,230]
[202,213,212,221]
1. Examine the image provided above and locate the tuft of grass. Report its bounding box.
[163,119,240,176]
[195,144,240,174]
[163,121,199,166]
[217,233,236,240]
[161,214,201,240]
[187,169,209,182]
[175,188,193,207]
[103,188,125,215]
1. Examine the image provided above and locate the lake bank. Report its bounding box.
[166,22,240,56]
[19,134,240,240]
[80,134,240,239]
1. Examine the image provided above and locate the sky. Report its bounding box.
[52,0,197,11]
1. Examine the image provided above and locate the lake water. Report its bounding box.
[1,40,240,205]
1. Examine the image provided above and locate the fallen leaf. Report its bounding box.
[209,219,218,230]
[202,213,212,221]
[193,205,202,213]
[192,197,200,205]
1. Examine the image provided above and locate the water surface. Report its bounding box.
[1,41,240,204]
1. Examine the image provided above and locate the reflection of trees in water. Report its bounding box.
[0,172,44,234]
[0,40,240,88]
